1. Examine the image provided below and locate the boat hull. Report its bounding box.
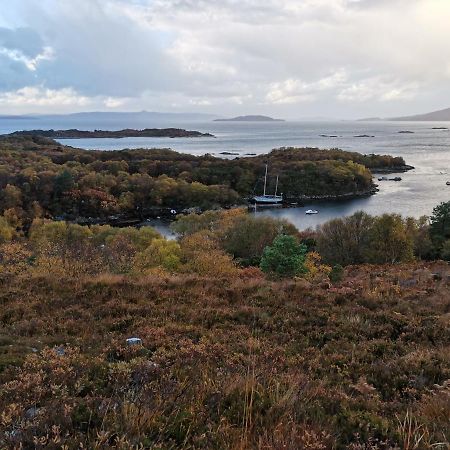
[250,195,283,205]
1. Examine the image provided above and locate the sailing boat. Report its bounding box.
[250,164,283,205]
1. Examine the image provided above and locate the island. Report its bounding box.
[5,128,215,139]
[214,115,285,122]
[0,135,413,225]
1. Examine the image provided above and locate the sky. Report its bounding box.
[0,0,449,119]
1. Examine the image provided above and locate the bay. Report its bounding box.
[1,117,450,230]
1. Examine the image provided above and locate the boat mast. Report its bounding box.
[274,175,279,197]
[263,163,268,196]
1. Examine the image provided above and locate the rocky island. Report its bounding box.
[214,115,284,122]
[5,128,215,139]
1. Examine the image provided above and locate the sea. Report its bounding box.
[1,116,449,232]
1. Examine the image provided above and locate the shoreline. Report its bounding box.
[62,188,380,228]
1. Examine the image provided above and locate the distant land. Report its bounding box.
[5,128,215,139]
[0,111,219,123]
[214,115,285,122]
[359,107,450,122]
[390,107,450,121]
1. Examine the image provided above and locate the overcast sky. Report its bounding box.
[0,0,449,119]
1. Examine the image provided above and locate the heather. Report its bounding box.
[0,207,449,448]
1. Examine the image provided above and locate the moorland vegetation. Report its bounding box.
[0,201,449,448]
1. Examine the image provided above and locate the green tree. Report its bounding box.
[54,170,74,197]
[429,201,450,254]
[260,234,307,278]
[440,240,450,261]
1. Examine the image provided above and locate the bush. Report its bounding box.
[260,234,307,278]
[329,264,344,283]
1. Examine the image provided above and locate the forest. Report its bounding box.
[0,135,410,226]
[0,201,449,448]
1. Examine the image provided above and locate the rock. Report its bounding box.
[25,407,39,419]
[399,279,417,288]
[126,337,143,346]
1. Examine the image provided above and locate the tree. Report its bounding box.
[316,211,374,266]
[0,216,14,243]
[1,184,22,210]
[180,230,238,277]
[440,240,450,261]
[405,216,433,260]
[222,215,298,266]
[429,201,450,254]
[53,170,74,197]
[260,234,307,278]
[364,214,414,264]
[134,238,181,272]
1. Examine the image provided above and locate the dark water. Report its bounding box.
[1,117,450,230]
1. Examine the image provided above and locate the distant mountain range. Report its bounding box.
[359,107,450,122]
[214,115,284,122]
[0,111,220,123]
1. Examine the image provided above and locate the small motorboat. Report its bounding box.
[378,176,388,181]
[305,209,319,215]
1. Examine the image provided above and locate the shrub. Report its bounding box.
[260,234,307,278]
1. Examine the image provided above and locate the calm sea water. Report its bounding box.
[1,117,449,230]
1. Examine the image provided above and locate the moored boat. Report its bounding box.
[250,164,283,205]
[305,209,319,215]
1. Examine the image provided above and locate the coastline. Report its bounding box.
[65,187,380,228]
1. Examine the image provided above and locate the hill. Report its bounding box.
[214,115,285,122]
[0,253,449,448]
[390,107,450,121]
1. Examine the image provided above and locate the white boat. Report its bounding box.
[305,209,319,215]
[251,164,283,205]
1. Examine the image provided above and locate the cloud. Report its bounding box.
[0,0,450,117]
[337,78,419,102]
[266,71,348,104]
[0,46,53,71]
[0,86,92,107]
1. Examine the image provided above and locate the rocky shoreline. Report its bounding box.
[61,188,380,228]
[370,164,415,174]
